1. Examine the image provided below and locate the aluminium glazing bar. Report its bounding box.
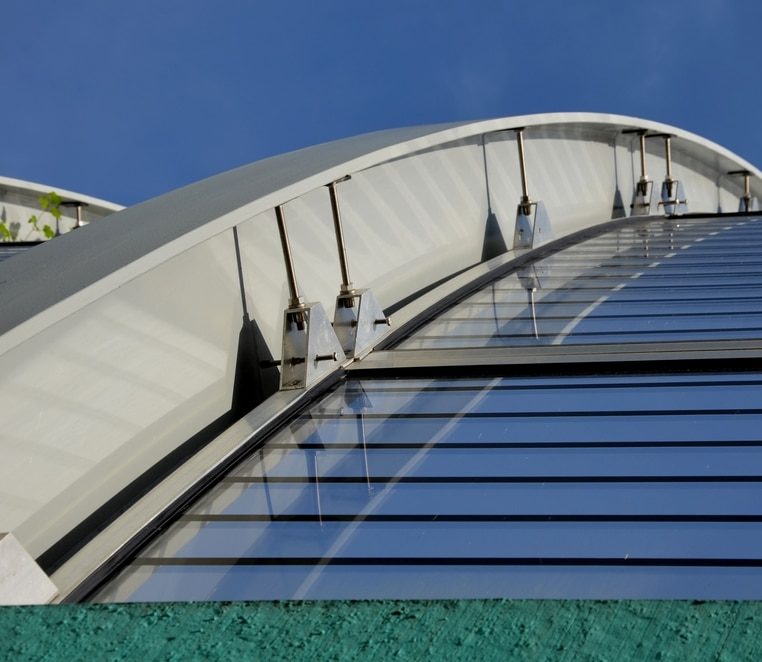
[348,340,762,378]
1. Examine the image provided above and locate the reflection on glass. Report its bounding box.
[400,217,762,348]
[94,373,762,602]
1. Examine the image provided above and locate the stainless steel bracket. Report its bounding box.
[280,302,345,390]
[514,201,536,248]
[327,177,391,357]
[334,288,391,357]
[659,178,688,215]
[631,179,654,216]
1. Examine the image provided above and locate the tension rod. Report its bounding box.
[639,131,648,182]
[645,133,674,181]
[515,128,532,215]
[622,128,651,194]
[327,176,354,296]
[275,204,304,309]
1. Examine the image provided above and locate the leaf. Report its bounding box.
[48,191,62,206]
[0,222,11,240]
[28,214,38,227]
[38,195,49,210]
[43,225,55,239]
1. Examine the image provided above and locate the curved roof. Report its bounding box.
[2,113,762,603]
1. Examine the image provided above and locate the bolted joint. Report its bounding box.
[315,352,338,362]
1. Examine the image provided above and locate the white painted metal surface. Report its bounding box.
[0,533,57,605]
[0,113,760,565]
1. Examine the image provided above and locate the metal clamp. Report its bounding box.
[275,204,345,390]
[327,177,392,357]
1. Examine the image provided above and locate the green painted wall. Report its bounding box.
[2,600,760,661]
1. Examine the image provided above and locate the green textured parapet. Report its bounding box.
[1,600,761,661]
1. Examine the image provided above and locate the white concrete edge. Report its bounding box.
[0,532,58,605]
[0,174,124,212]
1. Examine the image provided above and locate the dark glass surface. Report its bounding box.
[400,217,762,348]
[94,372,762,602]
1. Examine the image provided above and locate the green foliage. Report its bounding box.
[0,191,62,241]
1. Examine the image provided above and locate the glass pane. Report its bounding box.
[399,216,762,349]
[94,372,762,602]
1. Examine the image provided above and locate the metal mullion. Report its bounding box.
[457,295,762,307]
[436,310,762,323]
[350,341,762,379]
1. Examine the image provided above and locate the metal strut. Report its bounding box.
[328,178,354,297]
[623,129,654,216]
[516,129,532,216]
[328,177,391,358]
[647,133,687,215]
[60,200,88,229]
[729,170,759,213]
[275,204,345,390]
[513,128,534,248]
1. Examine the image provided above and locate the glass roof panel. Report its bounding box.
[399,216,762,349]
[93,371,762,602]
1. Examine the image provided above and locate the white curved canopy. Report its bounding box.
[1,113,760,596]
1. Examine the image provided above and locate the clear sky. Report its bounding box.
[2,0,760,206]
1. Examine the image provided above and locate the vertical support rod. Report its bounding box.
[275,204,303,308]
[638,132,647,181]
[328,181,353,294]
[516,129,531,212]
[664,135,673,181]
[744,173,752,212]
[60,200,86,230]
[729,170,753,212]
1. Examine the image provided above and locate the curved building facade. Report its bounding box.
[1,113,762,602]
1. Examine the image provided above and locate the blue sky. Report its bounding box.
[2,0,760,206]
